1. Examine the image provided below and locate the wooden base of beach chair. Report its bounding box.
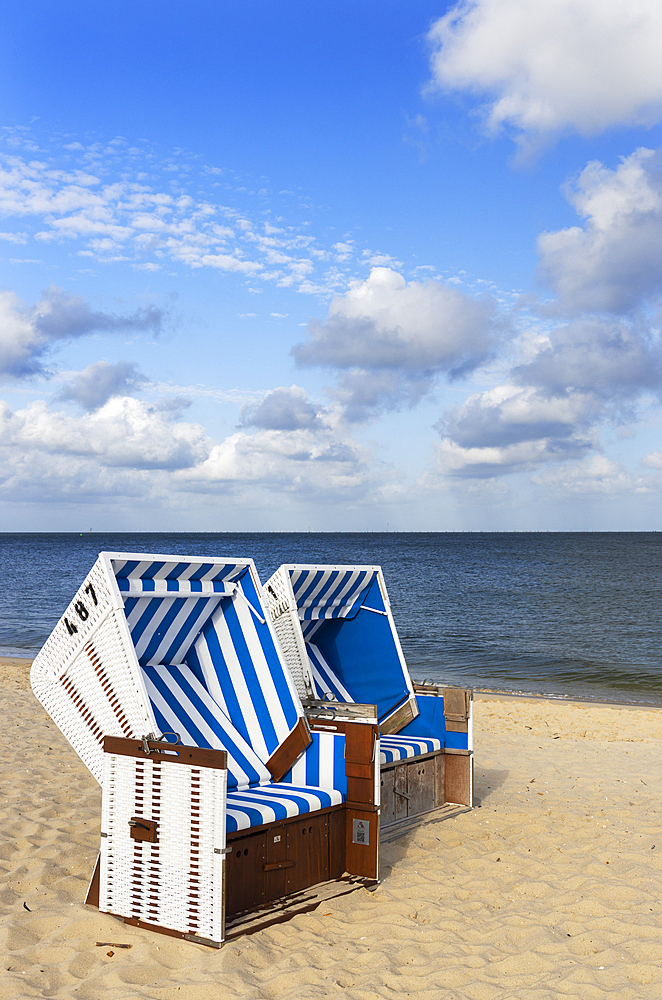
[226,806,380,919]
[380,749,473,828]
[225,806,346,916]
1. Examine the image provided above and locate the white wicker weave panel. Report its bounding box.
[100,752,226,943]
[264,569,316,701]
[270,612,316,701]
[263,566,293,619]
[32,558,113,682]
[31,557,155,784]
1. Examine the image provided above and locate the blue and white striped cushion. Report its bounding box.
[141,664,272,790]
[226,783,343,833]
[187,577,302,762]
[280,731,347,796]
[379,735,442,764]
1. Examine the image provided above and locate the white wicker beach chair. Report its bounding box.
[31,552,380,944]
[264,564,474,825]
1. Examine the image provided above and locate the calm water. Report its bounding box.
[1,532,661,705]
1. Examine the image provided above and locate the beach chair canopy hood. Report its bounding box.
[31,552,303,783]
[266,565,417,729]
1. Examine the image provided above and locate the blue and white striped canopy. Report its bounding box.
[109,553,302,762]
[113,557,249,667]
[289,567,377,621]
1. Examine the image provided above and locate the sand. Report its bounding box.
[3,656,662,999]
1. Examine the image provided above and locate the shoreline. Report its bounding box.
[6,655,662,711]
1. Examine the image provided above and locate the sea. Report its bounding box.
[1,531,661,706]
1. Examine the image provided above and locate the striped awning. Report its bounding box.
[112,558,251,667]
[289,567,377,621]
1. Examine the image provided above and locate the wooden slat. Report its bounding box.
[264,824,288,900]
[226,831,267,915]
[394,764,408,822]
[379,696,417,735]
[345,723,377,763]
[345,808,379,879]
[443,688,472,723]
[85,854,101,908]
[266,717,312,782]
[103,736,227,771]
[445,752,473,807]
[329,808,346,879]
[286,815,330,894]
[434,752,445,808]
[407,759,435,815]
[345,760,373,779]
[380,768,396,826]
[303,700,377,722]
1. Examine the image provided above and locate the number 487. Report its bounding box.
[64,583,98,635]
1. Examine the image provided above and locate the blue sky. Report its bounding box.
[2,0,662,530]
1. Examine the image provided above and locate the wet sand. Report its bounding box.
[2,655,662,999]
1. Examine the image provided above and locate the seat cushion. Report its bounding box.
[379,735,442,764]
[226,782,344,833]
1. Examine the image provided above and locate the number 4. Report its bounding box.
[65,617,78,636]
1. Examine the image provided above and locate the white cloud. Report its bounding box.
[0,287,165,381]
[428,0,662,143]
[293,267,506,418]
[183,426,389,500]
[434,310,662,479]
[514,316,662,402]
[530,455,641,494]
[58,360,149,411]
[432,433,579,479]
[0,388,395,506]
[538,147,662,312]
[240,385,321,430]
[0,396,210,472]
[434,384,595,477]
[0,147,333,289]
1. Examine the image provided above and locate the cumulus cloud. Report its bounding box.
[0,396,209,472]
[184,426,387,500]
[428,140,662,488]
[538,147,662,312]
[434,310,662,479]
[530,455,642,495]
[428,0,662,144]
[0,388,394,506]
[58,360,149,411]
[329,370,435,424]
[0,286,164,381]
[240,385,321,431]
[293,267,504,418]
[433,384,595,478]
[514,317,662,403]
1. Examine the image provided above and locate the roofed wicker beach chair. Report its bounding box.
[264,564,474,830]
[31,552,380,947]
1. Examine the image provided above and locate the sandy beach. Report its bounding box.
[3,657,662,999]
